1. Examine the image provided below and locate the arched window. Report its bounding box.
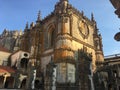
[50,30,54,47]
[48,26,55,48]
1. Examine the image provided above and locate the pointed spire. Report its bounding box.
[95,22,98,30]
[59,0,68,13]
[25,22,29,29]
[37,11,41,21]
[30,22,34,29]
[81,11,84,16]
[94,21,100,35]
[91,13,95,22]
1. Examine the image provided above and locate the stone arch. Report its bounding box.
[47,23,55,47]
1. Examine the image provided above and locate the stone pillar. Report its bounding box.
[2,74,11,88]
[54,15,74,63]
[3,75,7,88]
[26,59,36,89]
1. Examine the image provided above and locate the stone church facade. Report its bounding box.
[0,0,105,90]
[20,0,104,89]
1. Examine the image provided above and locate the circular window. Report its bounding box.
[24,53,28,57]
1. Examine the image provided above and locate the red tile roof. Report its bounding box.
[0,66,15,73]
[0,45,10,53]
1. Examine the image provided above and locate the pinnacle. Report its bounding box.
[37,11,41,21]
[91,13,95,22]
[25,22,28,29]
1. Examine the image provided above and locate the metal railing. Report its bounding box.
[104,53,120,59]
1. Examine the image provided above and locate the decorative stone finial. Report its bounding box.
[81,11,84,16]
[25,22,29,29]
[37,10,41,21]
[91,13,95,22]
[94,21,99,35]
[30,22,34,28]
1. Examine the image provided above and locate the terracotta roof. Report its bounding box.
[0,45,10,53]
[0,66,15,73]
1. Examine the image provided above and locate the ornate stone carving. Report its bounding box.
[78,19,89,39]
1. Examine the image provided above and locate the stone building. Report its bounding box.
[20,0,104,89]
[93,1,120,90]
[0,29,23,52]
[0,45,11,66]
[94,54,120,90]
[0,0,105,89]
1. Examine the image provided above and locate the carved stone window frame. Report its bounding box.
[47,23,56,48]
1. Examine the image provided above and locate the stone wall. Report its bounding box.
[0,29,23,52]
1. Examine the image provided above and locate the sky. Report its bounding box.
[0,0,120,56]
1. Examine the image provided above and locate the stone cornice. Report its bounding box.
[55,33,72,42]
[41,12,55,24]
[41,2,94,26]
[72,36,95,50]
[54,58,76,64]
[55,48,74,52]
[95,51,104,56]
[68,4,94,26]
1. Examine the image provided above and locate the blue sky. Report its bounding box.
[0,0,120,56]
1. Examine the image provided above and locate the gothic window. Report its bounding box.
[48,27,55,48]
[51,30,54,47]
